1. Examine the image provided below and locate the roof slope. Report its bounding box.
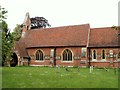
[20,24,90,48]
[88,27,119,47]
[14,41,28,57]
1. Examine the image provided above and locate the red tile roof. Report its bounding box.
[20,24,90,48]
[88,27,119,47]
[14,41,28,57]
[14,24,120,57]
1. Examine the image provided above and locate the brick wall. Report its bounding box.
[90,48,119,60]
[24,47,120,67]
[26,47,88,67]
[89,48,120,67]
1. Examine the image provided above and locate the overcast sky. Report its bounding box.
[1,0,120,31]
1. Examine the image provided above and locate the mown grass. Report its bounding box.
[2,66,118,88]
[0,67,2,89]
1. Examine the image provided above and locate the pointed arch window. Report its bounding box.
[102,50,106,59]
[35,50,44,61]
[93,50,96,59]
[63,49,72,61]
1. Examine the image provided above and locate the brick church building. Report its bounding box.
[13,13,120,67]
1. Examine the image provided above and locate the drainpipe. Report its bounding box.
[53,48,56,67]
[88,48,91,67]
[28,56,31,66]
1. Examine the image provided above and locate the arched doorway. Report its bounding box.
[10,53,18,67]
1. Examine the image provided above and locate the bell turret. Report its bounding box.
[21,12,31,37]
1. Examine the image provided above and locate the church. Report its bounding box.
[13,13,120,67]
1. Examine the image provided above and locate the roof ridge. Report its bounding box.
[30,23,90,31]
[91,27,113,30]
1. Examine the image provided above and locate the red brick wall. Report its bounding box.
[27,47,88,67]
[25,47,119,67]
[91,62,118,68]
[90,48,119,60]
[89,48,120,67]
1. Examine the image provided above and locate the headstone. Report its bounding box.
[90,66,93,73]
[78,66,80,72]
[114,68,116,75]
[91,66,94,71]
[90,66,92,73]
[57,65,60,73]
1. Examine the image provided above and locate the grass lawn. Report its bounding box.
[2,66,118,88]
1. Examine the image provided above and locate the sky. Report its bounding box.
[0,0,120,31]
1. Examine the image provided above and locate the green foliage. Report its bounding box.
[0,30,2,66]
[30,17,51,29]
[0,5,8,21]
[112,25,120,30]
[2,67,118,88]
[0,6,14,66]
[2,21,14,66]
[12,24,22,41]
[0,6,22,66]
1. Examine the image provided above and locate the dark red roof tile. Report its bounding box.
[15,24,120,57]
[20,24,90,48]
[88,27,119,47]
[14,41,28,57]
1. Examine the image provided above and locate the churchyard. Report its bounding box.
[2,66,118,88]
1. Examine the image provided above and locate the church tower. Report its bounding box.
[21,12,31,37]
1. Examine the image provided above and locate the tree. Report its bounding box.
[111,25,120,30]
[12,24,22,41]
[0,6,14,66]
[2,21,14,66]
[30,17,51,29]
[0,22,1,66]
[0,6,7,21]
